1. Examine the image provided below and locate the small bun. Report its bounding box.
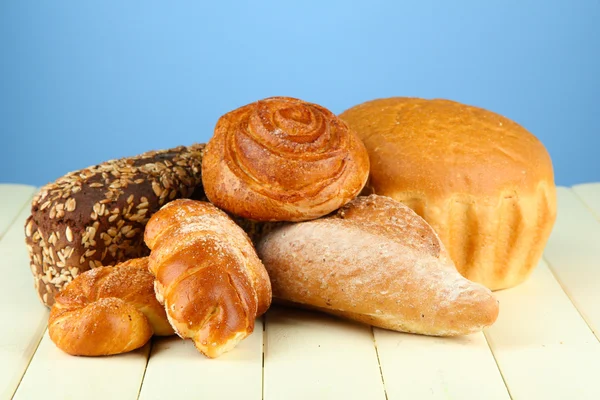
[202,97,370,222]
[48,257,173,356]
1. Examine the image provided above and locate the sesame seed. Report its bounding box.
[65,226,73,242]
[127,194,134,204]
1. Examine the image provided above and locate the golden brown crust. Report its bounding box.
[256,195,499,336]
[201,97,370,221]
[339,97,553,198]
[339,98,557,290]
[48,257,173,356]
[144,199,272,358]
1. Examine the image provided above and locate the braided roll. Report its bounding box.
[48,257,174,356]
[201,96,370,222]
[144,199,272,358]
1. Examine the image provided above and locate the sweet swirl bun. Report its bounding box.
[202,97,370,221]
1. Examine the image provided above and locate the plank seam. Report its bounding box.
[135,340,154,400]
[370,327,389,400]
[541,186,600,341]
[481,331,514,400]
[541,255,600,343]
[569,186,600,221]
[10,327,47,400]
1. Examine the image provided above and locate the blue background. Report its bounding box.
[1,1,598,187]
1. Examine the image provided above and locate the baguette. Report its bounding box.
[255,194,499,336]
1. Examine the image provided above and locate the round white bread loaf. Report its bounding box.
[339,97,557,290]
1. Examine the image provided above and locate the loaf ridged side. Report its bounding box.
[391,181,557,290]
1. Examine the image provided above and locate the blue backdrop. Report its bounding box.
[1,1,598,187]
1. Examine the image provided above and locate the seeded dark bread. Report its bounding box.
[25,144,206,307]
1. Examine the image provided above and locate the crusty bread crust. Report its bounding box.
[256,195,499,336]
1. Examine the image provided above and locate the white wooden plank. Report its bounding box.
[542,186,600,340]
[263,306,386,400]
[14,332,150,400]
[484,260,600,400]
[374,329,509,400]
[0,197,49,399]
[139,318,264,400]
[572,182,600,218]
[0,184,36,239]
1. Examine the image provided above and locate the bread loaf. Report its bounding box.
[339,98,557,290]
[144,199,272,358]
[201,96,370,222]
[256,195,499,336]
[48,257,173,356]
[25,144,206,307]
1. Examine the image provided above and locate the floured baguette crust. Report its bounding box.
[256,195,499,336]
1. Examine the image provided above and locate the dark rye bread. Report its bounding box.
[25,143,206,307]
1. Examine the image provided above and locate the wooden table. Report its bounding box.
[1,183,599,400]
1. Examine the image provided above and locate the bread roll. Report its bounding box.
[144,199,272,358]
[48,257,173,356]
[25,144,206,307]
[339,98,557,290]
[201,96,370,222]
[256,195,499,336]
